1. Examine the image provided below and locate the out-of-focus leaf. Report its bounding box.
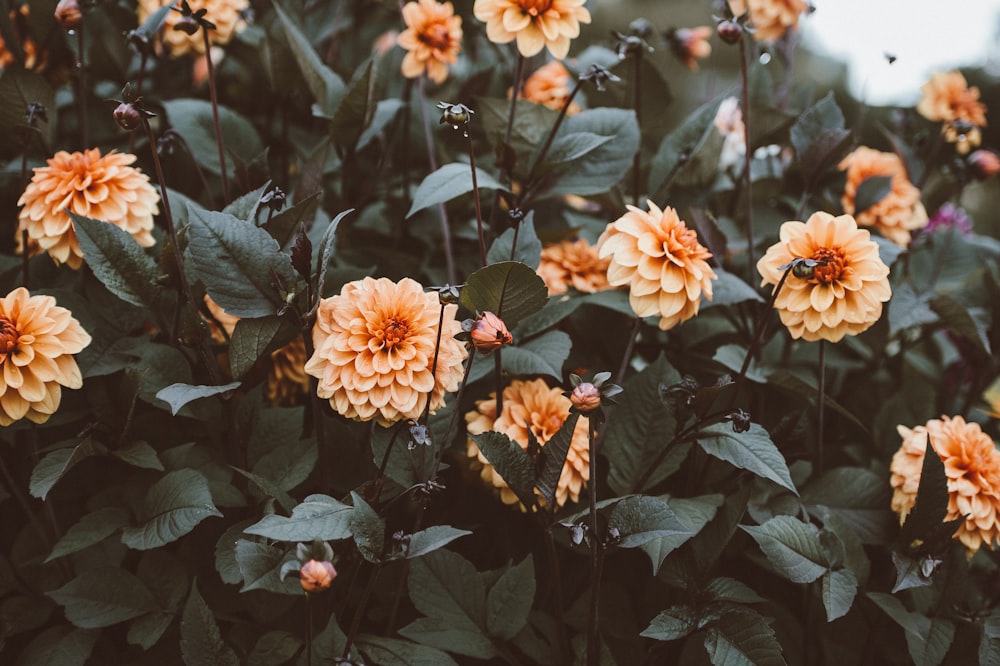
[0,67,55,156]
[14,625,99,666]
[853,175,893,216]
[889,283,938,336]
[696,423,797,495]
[330,59,375,148]
[162,99,263,175]
[47,567,158,629]
[867,592,956,666]
[248,631,301,666]
[540,108,640,198]
[354,637,460,666]
[181,582,239,666]
[929,293,991,360]
[272,1,346,114]
[121,469,222,550]
[704,269,765,308]
[406,163,504,218]
[741,515,828,583]
[649,98,724,197]
[357,98,405,151]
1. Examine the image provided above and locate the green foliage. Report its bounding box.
[407,163,505,218]
[461,261,548,327]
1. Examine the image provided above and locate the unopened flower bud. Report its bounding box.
[724,408,752,433]
[969,150,1000,180]
[437,102,474,129]
[174,15,200,35]
[300,559,337,592]
[470,311,512,354]
[570,382,601,413]
[717,20,743,44]
[113,102,142,131]
[55,0,82,29]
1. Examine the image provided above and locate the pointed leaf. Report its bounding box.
[853,175,894,216]
[802,467,894,544]
[542,108,640,198]
[235,540,300,594]
[180,582,239,666]
[229,315,301,380]
[822,568,857,621]
[314,209,353,307]
[162,99,263,175]
[406,526,473,560]
[469,431,537,509]
[156,382,241,416]
[406,163,504,218]
[485,556,535,640]
[641,606,697,641]
[351,492,386,562]
[741,515,828,583]
[898,436,953,550]
[703,610,787,666]
[536,410,581,510]
[639,494,724,575]
[48,567,158,629]
[649,98,724,197]
[272,0,345,115]
[460,261,549,328]
[608,495,689,548]
[121,469,223,550]
[243,494,353,541]
[14,625,99,666]
[696,423,797,495]
[867,592,956,666]
[29,438,101,500]
[486,215,542,268]
[47,507,130,562]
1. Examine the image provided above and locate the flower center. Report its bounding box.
[809,247,846,284]
[377,317,409,350]
[520,0,552,17]
[0,316,18,358]
[419,22,452,51]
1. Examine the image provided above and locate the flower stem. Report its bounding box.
[129,51,149,155]
[305,592,313,666]
[543,525,568,665]
[816,339,826,475]
[342,563,381,660]
[19,124,32,289]
[615,317,642,385]
[430,350,475,479]
[494,350,503,416]
[586,417,602,666]
[465,130,487,266]
[631,49,643,207]
[417,77,456,284]
[162,129,217,209]
[738,35,756,284]
[524,77,584,190]
[202,29,229,203]
[75,25,88,149]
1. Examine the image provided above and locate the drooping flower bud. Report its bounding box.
[470,311,512,354]
[113,102,142,132]
[717,20,743,44]
[173,15,200,35]
[299,559,337,593]
[54,0,82,29]
[570,382,602,414]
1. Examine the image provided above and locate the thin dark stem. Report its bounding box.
[543,526,568,665]
[202,29,229,203]
[305,593,313,666]
[302,330,328,490]
[494,350,504,416]
[421,303,447,425]
[586,418,601,666]
[816,340,826,476]
[465,131,487,266]
[739,36,755,284]
[631,50,642,207]
[163,129,217,208]
[76,26,88,148]
[503,53,526,187]
[0,445,48,547]
[130,51,149,154]
[508,221,520,262]
[342,564,381,660]
[430,350,475,478]
[417,77,456,284]
[524,78,584,189]
[20,126,31,289]
[371,423,403,503]
[615,317,642,385]
[916,130,944,190]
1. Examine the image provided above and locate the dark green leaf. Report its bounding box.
[0,67,55,156]
[929,293,991,360]
[265,191,321,250]
[156,382,241,416]
[703,609,787,666]
[162,99,263,175]
[351,492,386,562]
[853,175,894,217]
[487,215,542,268]
[30,438,102,500]
[406,163,504,218]
[406,526,473,560]
[495,330,572,381]
[47,567,158,629]
[134,4,173,43]
[330,59,375,148]
[357,99,405,151]
[110,440,164,471]
[649,98,724,197]
[14,625,99,666]
[47,507,130,562]
[485,557,535,640]
[704,577,765,604]
[181,582,239,666]
[641,606,697,641]
[469,431,537,509]
[639,494,723,575]
[799,128,853,189]
[186,206,298,318]
[215,520,253,585]
[741,515,828,584]
[867,593,955,666]
[248,631,301,666]
[230,315,301,380]
[888,283,937,336]
[703,269,764,308]
[603,355,682,494]
[461,261,547,328]
[252,438,316,494]
[232,468,296,514]
[696,423,797,495]
[821,568,857,621]
[802,467,894,544]
[791,92,846,158]
[355,636,460,666]
[222,182,270,222]
[890,551,933,593]
[314,209,353,307]
[477,98,559,179]
[897,437,954,551]
[536,411,581,511]
[121,469,223,550]
[243,494,353,541]
[608,495,688,548]
[272,0,345,115]
[541,108,640,198]
[235,540,300,595]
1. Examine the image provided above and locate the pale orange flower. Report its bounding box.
[519,60,581,114]
[397,0,462,84]
[598,202,717,331]
[137,0,248,57]
[891,416,1000,555]
[466,378,589,508]
[0,288,91,426]
[839,147,928,247]
[17,149,158,270]
[729,0,808,43]
[668,26,712,71]
[757,212,891,343]
[917,71,988,155]
[537,239,610,296]
[305,277,467,426]
[473,0,591,59]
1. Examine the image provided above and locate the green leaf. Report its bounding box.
[71,212,172,313]
[641,606,697,641]
[638,494,724,575]
[248,631,301,666]
[229,315,301,380]
[111,440,164,471]
[929,293,992,360]
[406,163,504,218]
[243,494,353,541]
[821,568,857,622]
[477,98,559,179]
[354,636,460,666]
[14,625,99,666]
[496,330,572,381]
[351,492,386,562]
[232,468,296,513]
[30,438,102,500]
[649,98,724,197]
[0,67,55,157]
[215,520,253,585]
[358,99,405,151]
[181,582,239,666]
[853,175,894,216]
[185,206,298,318]
[469,431,537,510]
[703,609,787,666]
[121,469,223,550]
[888,283,938,336]
[536,411,581,511]
[461,261,547,328]
[162,99,263,175]
[485,557,535,641]
[47,507,130,562]
[330,59,375,148]
[272,0,345,115]
[696,423,797,495]
[704,269,764,308]
[47,567,158,629]
[802,467,894,544]
[133,4,173,45]
[897,435,954,550]
[406,526,473,560]
[251,437,316,494]
[790,92,852,188]
[609,495,689,548]
[704,577,765,604]
[486,215,542,268]
[314,209,353,307]
[541,108,640,198]
[867,593,956,666]
[235,540,300,595]
[400,550,497,660]
[264,191,321,250]
[156,382,241,416]
[741,515,828,584]
[604,355,682,494]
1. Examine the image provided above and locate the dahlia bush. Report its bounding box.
[0,1,998,664]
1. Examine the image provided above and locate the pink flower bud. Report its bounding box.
[470,311,512,354]
[570,382,601,413]
[300,560,337,592]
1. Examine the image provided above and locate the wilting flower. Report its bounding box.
[728,0,809,43]
[598,201,717,331]
[839,146,928,247]
[518,60,581,114]
[305,277,467,426]
[203,296,310,407]
[757,212,891,343]
[397,0,462,84]
[923,202,972,237]
[917,71,987,154]
[470,311,513,354]
[299,559,337,592]
[466,378,589,508]
[17,149,158,270]
[537,239,611,296]
[714,96,746,173]
[0,288,91,426]
[667,26,712,70]
[891,416,1000,555]
[473,0,591,59]
[137,0,248,57]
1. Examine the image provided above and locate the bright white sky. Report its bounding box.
[801,0,1000,105]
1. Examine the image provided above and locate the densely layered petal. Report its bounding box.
[397,0,462,84]
[474,0,590,59]
[537,238,610,296]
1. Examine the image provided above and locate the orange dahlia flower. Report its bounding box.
[0,288,91,426]
[668,27,712,71]
[757,212,891,343]
[839,147,928,247]
[17,149,158,270]
[473,0,591,59]
[729,0,808,43]
[305,277,467,426]
[519,60,581,114]
[397,0,462,84]
[537,239,610,296]
[891,416,1000,555]
[917,71,988,154]
[598,201,717,331]
[466,378,589,508]
[137,0,248,57]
